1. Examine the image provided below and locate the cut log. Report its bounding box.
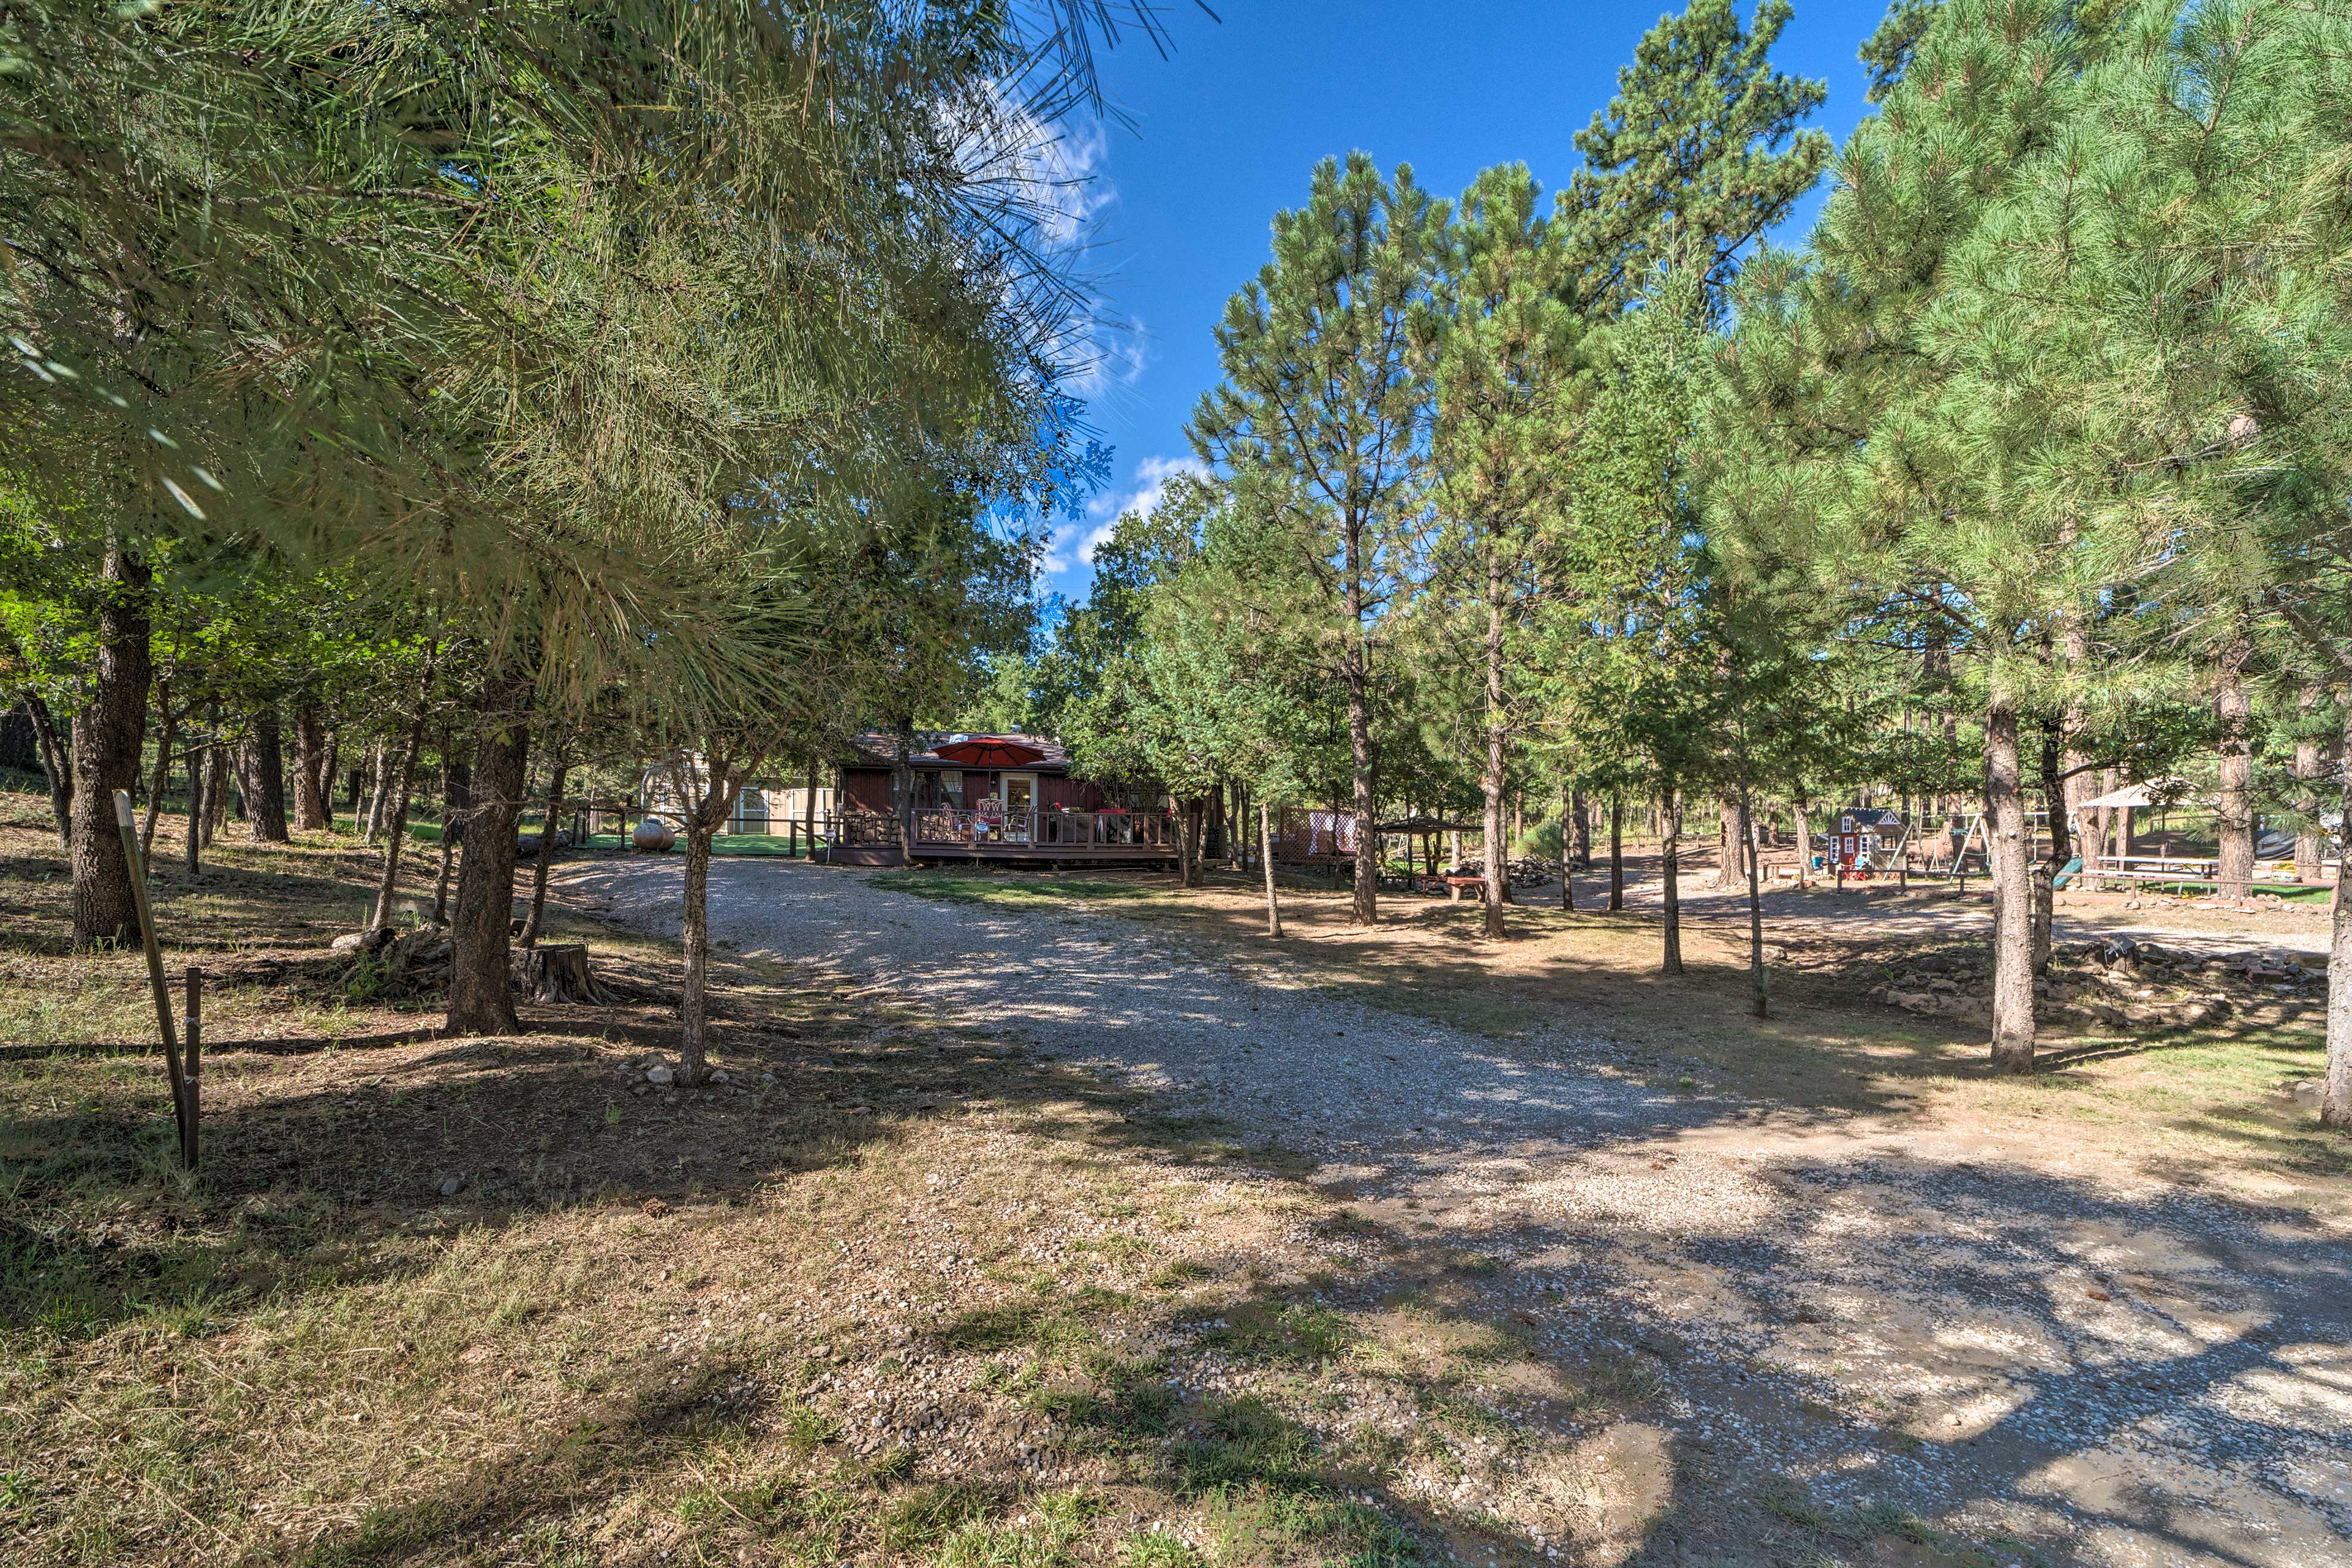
[384,927,454,986]
[513,942,621,1005]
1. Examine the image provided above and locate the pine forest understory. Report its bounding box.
[4,2,2352,1566]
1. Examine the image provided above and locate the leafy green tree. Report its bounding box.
[1567,262,1724,974]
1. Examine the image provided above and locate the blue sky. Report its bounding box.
[1032,0,1896,598]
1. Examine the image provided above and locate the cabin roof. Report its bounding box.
[843,732,1075,773]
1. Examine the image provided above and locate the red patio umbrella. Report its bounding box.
[933,737,1047,767]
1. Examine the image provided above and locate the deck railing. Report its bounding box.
[823,807,1175,852]
[912,807,1175,849]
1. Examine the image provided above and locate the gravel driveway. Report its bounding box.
[559,856,2352,1567]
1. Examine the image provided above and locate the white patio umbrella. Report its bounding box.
[2076,778,2203,811]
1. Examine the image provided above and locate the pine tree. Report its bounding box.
[1717,0,2137,1072]
[1988,0,2352,1120]
[1562,0,1833,312]
[1569,262,1724,976]
[1189,153,1445,924]
[1423,165,1585,937]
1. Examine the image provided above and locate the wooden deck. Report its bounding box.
[814,809,1181,869]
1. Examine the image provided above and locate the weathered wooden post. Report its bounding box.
[183,965,202,1169]
[111,790,192,1167]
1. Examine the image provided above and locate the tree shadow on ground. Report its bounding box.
[922,1092,2350,1567]
[10,895,2348,1566]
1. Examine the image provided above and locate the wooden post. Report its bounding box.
[1608,798,1624,912]
[183,965,202,1170]
[111,790,189,1167]
[1260,801,1283,938]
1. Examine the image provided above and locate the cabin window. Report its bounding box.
[940,769,964,805]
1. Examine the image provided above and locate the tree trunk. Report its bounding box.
[1175,796,1194,888]
[1344,518,1378,925]
[363,741,393,845]
[1793,799,1814,888]
[804,757,820,859]
[1608,797,1624,911]
[681,813,717,1080]
[139,680,175,859]
[22,691,72,850]
[431,747,469,925]
[1986,681,2035,1074]
[202,737,228,846]
[184,734,209,875]
[676,756,742,1084]
[2323,701,2352,1129]
[2034,720,2065,976]
[1740,784,1766,1018]
[2295,685,2324,885]
[1572,788,1591,871]
[2215,627,2255,902]
[446,714,529,1036]
[369,704,428,929]
[1660,791,1684,975]
[1714,797,1741,889]
[244,707,290,842]
[1261,801,1283,938]
[69,535,151,949]
[892,723,914,867]
[293,702,331,830]
[1481,559,1508,935]
[519,752,568,946]
[2054,547,2098,893]
[1559,781,1574,911]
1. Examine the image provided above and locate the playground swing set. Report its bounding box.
[1795,782,2339,894]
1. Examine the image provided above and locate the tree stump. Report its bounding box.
[513,943,620,1005]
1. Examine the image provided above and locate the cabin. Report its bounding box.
[631,760,836,835]
[820,733,1178,867]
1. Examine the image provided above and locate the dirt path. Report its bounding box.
[562,857,2352,1567]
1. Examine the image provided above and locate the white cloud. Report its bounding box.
[948,87,1152,399]
[1032,454,1205,581]
[1079,454,1208,562]
[1068,311,1150,398]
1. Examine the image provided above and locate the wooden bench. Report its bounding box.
[1442,874,1490,903]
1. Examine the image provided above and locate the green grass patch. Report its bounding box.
[1203,1488,1419,1568]
[1204,1300,1354,1365]
[1166,1395,1317,1496]
[1115,1528,1207,1568]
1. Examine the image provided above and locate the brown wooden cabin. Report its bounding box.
[819,733,1179,868]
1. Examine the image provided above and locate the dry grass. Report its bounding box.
[869,860,2349,1215]
[5,789,2330,1568]
[0,788,1708,1568]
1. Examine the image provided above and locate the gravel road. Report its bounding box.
[559,856,2352,1567]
